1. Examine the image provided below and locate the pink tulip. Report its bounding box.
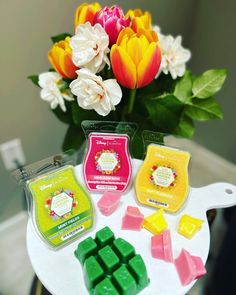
[94,5,131,45]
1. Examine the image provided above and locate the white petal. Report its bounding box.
[103,79,122,106]
[38,72,61,88]
[70,22,109,74]
[156,32,191,79]
[94,102,111,116]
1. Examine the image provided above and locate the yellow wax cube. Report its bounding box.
[143,209,168,235]
[178,214,204,239]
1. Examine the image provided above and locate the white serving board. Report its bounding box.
[27,160,236,295]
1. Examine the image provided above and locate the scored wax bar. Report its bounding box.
[75,227,150,295]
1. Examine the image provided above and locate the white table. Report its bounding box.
[27,159,236,295]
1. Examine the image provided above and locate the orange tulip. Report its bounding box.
[126,9,152,32]
[48,37,78,79]
[110,28,162,89]
[74,2,101,29]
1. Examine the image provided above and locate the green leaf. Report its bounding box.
[174,70,193,103]
[175,114,195,138]
[62,125,84,152]
[185,97,223,121]
[28,75,39,87]
[139,74,177,100]
[132,129,145,160]
[70,101,100,126]
[192,69,227,99]
[145,94,184,132]
[51,101,74,125]
[51,33,72,43]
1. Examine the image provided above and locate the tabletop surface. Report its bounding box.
[27,159,236,295]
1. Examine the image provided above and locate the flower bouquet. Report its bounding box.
[29,3,227,158]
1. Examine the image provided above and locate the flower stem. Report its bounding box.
[127,88,137,114]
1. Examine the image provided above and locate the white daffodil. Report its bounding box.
[70,69,122,116]
[70,22,110,74]
[38,72,73,112]
[153,25,191,79]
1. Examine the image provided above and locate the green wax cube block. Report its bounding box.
[113,238,135,263]
[94,278,119,295]
[113,265,137,295]
[98,246,120,274]
[75,227,149,295]
[84,256,104,290]
[74,237,97,264]
[95,227,115,248]
[128,255,149,291]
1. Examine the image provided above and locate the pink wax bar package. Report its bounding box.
[82,121,137,193]
[83,133,132,192]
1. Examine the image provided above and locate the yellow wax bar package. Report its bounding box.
[136,144,190,213]
[27,165,94,249]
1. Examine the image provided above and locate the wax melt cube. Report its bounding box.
[74,237,97,264]
[143,209,168,235]
[95,227,115,248]
[122,206,144,231]
[94,278,119,295]
[128,255,150,292]
[174,249,206,286]
[151,229,173,262]
[191,256,207,279]
[113,238,135,263]
[97,192,122,216]
[178,214,204,239]
[98,246,120,274]
[84,256,104,289]
[113,265,137,295]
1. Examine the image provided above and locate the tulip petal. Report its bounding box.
[117,27,135,45]
[125,9,143,19]
[137,28,158,43]
[74,3,101,28]
[137,43,162,88]
[127,36,142,67]
[48,48,66,78]
[60,52,78,79]
[140,35,149,53]
[111,45,136,89]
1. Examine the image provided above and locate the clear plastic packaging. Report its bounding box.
[135,131,191,213]
[13,151,94,250]
[81,120,137,193]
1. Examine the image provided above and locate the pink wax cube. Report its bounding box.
[191,256,207,279]
[151,229,173,262]
[97,191,122,216]
[121,206,144,231]
[174,249,206,286]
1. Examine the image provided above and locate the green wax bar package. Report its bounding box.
[14,158,95,250]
